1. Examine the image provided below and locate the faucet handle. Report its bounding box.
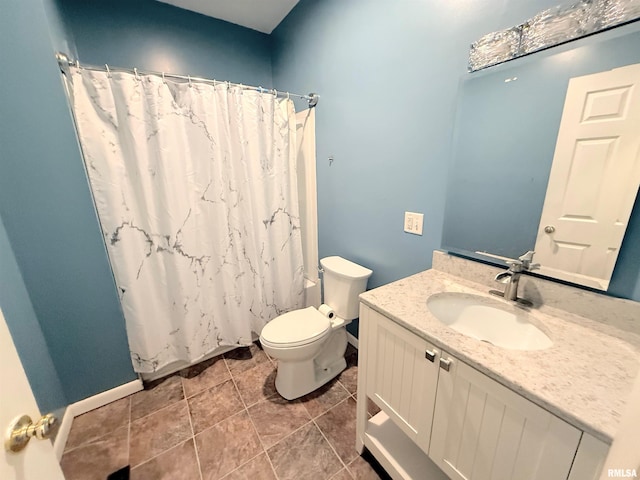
[518,250,535,263]
[517,250,537,270]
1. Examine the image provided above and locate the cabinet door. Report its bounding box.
[568,433,608,480]
[430,353,581,480]
[362,305,440,454]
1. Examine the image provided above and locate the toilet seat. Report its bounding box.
[261,307,331,348]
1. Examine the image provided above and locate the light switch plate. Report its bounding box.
[404,212,424,235]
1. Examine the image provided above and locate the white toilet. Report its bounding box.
[260,256,372,400]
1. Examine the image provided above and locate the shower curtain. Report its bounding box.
[69,67,304,373]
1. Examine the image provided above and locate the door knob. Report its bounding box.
[544,225,555,234]
[4,413,58,453]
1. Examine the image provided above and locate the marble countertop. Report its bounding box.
[359,267,640,444]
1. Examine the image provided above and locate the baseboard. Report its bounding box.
[347,332,359,349]
[53,378,143,460]
[71,378,143,416]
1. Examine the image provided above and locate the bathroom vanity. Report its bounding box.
[355,251,640,480]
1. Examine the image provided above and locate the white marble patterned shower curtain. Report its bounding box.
[69,67,304,373]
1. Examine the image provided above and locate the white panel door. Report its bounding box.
[535,63,640,290]
[0,307,65,480]
[364,306,440,454]
[430,352,581,480]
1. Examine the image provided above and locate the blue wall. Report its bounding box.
[0,0,136,403]
[271,0,562,292]
[0,217,67,413]
[57,0,273,87]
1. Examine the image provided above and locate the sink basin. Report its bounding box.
[427,292,553,351]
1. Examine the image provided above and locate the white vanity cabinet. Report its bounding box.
[356,304,601,480]
[363,304,440,454]
[430,350,580,480]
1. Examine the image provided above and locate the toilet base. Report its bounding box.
[272,328,349,400]
[275,356,346,400]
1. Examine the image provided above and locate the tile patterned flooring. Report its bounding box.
[60,343,387,480]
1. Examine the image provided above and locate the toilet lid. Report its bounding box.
[260,306,331,347]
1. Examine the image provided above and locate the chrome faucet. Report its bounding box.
[490,251,539,304]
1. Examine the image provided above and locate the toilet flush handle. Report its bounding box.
[330,317,346,329]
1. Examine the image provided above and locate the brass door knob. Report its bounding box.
[5,413,58,453]
[544,225,556,234]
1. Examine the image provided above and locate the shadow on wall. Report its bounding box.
[0,217,67,412]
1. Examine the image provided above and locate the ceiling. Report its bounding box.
[156,0,300,34]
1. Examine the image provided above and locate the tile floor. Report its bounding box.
[60,342,387,480]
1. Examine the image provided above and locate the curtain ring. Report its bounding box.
[273,89,278,98]
[287,91,290,100]
[105,64,111,77]
[227,81,231,90]
[162,72,166,84]
[239,83,243,95]
[188,75,192,88]
[134,67,140,81]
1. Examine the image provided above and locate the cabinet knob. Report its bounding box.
[425,349,437,362]
[439,357,452,372]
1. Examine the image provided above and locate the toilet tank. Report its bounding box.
[320,256,373,320]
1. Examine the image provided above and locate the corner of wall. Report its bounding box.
[41,0,78,57]
[0,0,136,406]
[0,215,68,412]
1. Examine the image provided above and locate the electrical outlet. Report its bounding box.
[404,212,424,235]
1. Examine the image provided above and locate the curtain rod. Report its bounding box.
[55,52,319,108]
